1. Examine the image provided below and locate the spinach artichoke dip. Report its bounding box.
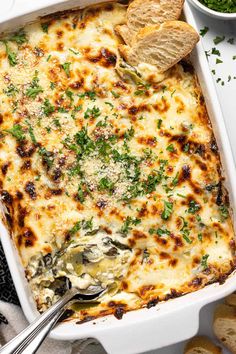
[0,2,235,322]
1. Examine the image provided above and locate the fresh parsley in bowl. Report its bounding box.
[187,0,236,19]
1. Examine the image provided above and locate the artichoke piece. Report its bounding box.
[50,276,71,296]
[71,301,99,312]
[83,246,104,263]
[115,57,145,85]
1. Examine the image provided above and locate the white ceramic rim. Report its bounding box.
[187,0,236,19]
[1,1,236,353]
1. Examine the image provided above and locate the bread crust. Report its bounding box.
[118,21,199,72]
[214,304,236,354]
[184,335,222,354]
[117,0,184,45]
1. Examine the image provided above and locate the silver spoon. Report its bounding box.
[0,285,106,354]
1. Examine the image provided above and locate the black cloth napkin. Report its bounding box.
[0,241,19,323]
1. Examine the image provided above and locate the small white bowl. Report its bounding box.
[187,0,236,19]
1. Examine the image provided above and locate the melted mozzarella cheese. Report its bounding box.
[0,2,235,320]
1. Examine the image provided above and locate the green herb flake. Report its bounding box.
[227,38,234,44]
[98,177,114,194]
[7,29,27,45]
[111,90,120,98]
[69,48,80,55]
[61,62,71,77]
[213,36,225,45]
[84,106,101,119]
[201,254,209,270]
[4,42,17,66]
[5,124,25,141]
[41,22,50,33]
[77,183,85,203]
[211,69,216,75]
[69,221,81,235]
[166,144,175,152]
[121,216,141,235]
[219,204,229,221]
[161,201,173,220]
[216,58,223,64]
[211,47,220,56]
[198,233,203,242]
[199,26,209,37]
[157,119,162,129]
[188,200,200,214]
[26,75,43,99]
[42,99,55,116]
[3,83,19,97]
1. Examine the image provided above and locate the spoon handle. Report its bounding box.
[0,288,78,354]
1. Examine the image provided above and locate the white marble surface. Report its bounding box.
[150,5,236,354]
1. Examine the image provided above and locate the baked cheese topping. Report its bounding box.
[0,2,235,320]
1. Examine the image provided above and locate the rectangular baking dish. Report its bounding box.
[1,1,236,353]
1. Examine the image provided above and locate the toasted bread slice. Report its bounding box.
[225,293,236,307]
[119,21,199,73]
[214,303,236,354]
[184,335,222,354]
[116,0,184,45]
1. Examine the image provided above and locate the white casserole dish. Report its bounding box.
[1,1,236,353]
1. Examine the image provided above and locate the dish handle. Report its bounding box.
[95,304,202,354]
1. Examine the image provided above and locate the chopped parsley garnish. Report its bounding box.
[53,118,61,129]
[198,233,203,242]
[71,105,82,119]
[166,144,175,152]
[65,89,74,102]
[120,216,141,235]
[227,38,234,44]
[134,82,151,96]
[38,147,54,168]
[82,217,93,230]
[180,217,192,244]
[61,62,71,77]
[211,47,221,56]
[42,99,55,116]
[50,82,56,90]
[201,254,209,270]
[78,91,96,101]
[183,143,190,152]
[219,204,229,221]
[199,0,236,13]
[25,120,37,144]
[171,173,179,187]
[216,58,223,64]
[5,124,25,141]
[157,119,162,129]
[161,201,173,220]
[199,26,209,37]
[98,177,114,194]
[69,48,80,55]
[26,75,43,98]
[3,83,19,97]
[84,106,101,119]
[69,221,81,235]
[124,126,135,140]
[7,29,27,44]
[111,90,120,98]
[3,41,17,66]
[77,183,85,203]
[213,35,225,45]
[188,200,200,214]
[41,22,50,33]
[149,227,170,236]
[96,117,108,128]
